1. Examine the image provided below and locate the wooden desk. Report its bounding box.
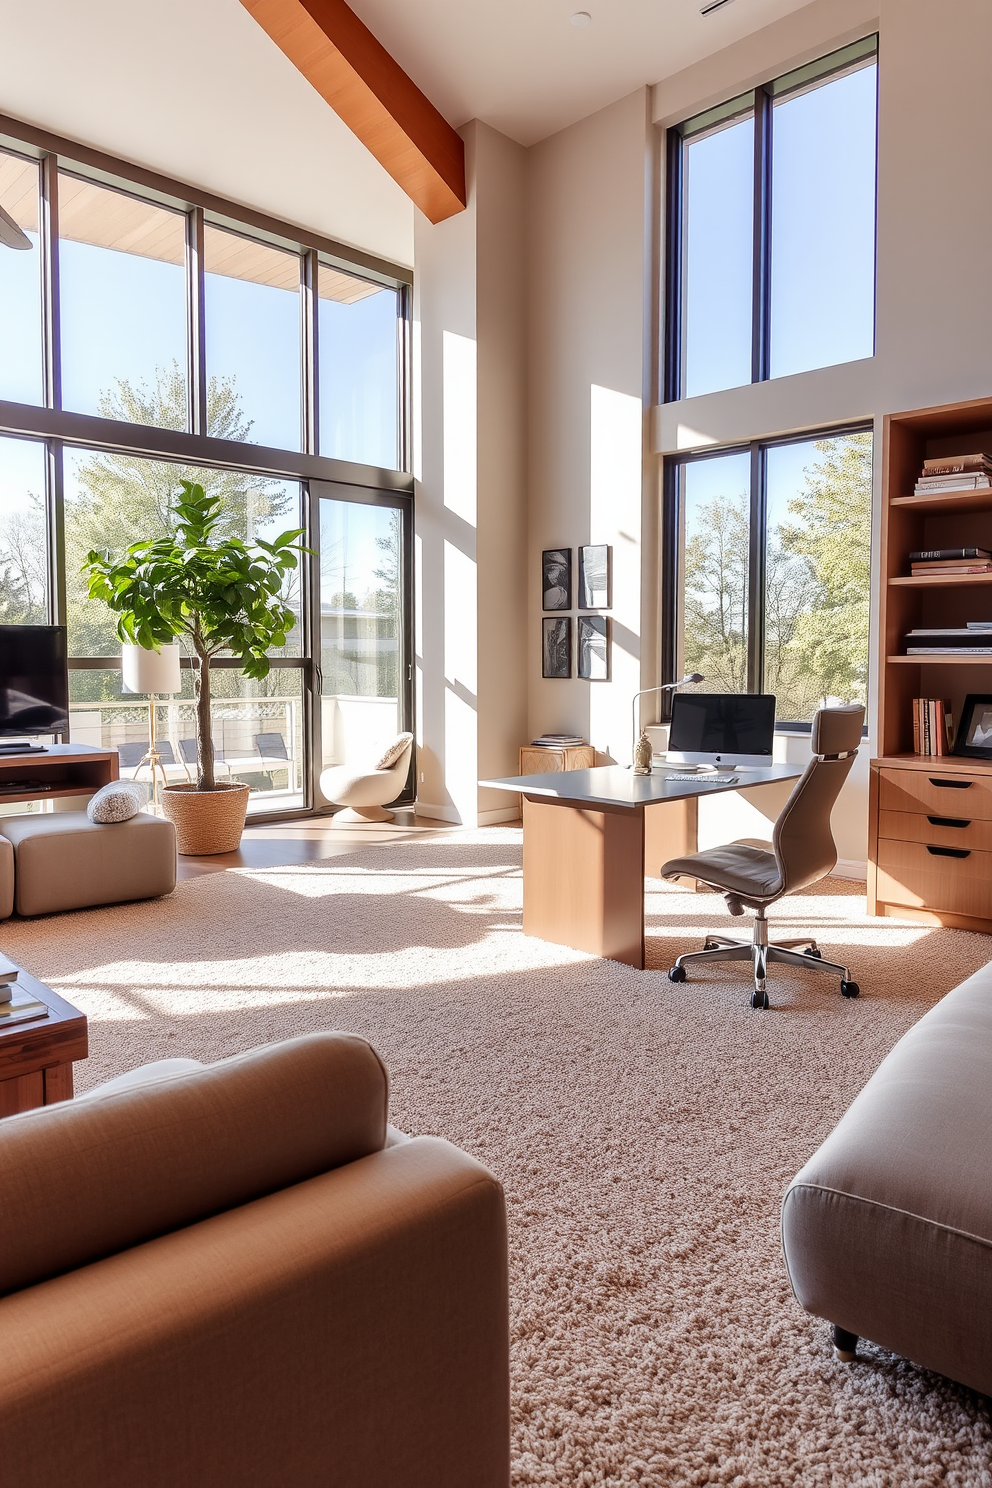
[481,763,804,969]
[0,743,118,809]
[0,969,88,1117]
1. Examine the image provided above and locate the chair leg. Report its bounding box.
[766,945,851,980]
[673,942,752,970]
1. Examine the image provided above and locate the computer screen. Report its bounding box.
[668,693,775,767]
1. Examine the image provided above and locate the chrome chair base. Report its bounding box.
[668,917,858,1009]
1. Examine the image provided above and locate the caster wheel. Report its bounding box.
[804,947,822,959]
[750,989,769,1010]
[668,965,687,983]
[841,980,860,999]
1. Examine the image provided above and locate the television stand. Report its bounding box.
[0,744,118,806]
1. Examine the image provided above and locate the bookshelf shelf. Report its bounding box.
[892,488,992,513]
[890,573,992,587]
[887,654,992,665]
[871,394,992,933]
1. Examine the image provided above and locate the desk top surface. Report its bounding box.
[480,762,803,808]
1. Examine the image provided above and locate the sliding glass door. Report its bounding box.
[312,482,412,804]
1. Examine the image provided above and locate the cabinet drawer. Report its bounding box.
[877,809,992,851]
[877,767,992,820]
[876,837,992,918]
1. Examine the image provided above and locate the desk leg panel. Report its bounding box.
[523,797,644,967]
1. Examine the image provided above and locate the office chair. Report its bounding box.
[660,704,864,1009]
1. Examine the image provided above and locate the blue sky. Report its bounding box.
[683,61,877,398]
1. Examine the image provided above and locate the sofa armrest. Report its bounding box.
[0,1136,509,1488]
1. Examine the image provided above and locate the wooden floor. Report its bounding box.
[176,807,470,878]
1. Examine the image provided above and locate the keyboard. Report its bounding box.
[665,772,739,785]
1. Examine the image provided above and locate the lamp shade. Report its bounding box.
[122,642,182,695]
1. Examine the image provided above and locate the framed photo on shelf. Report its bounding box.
[578,545,611,610]
[577,615,610,681]
[542,616,571,679]
[542,549,571,611]
[951,694,992,758]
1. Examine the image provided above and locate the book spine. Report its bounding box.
[923,457,992,473]
[927,700,936,756]
[913,697,921,754]
[909,548,988,562]
[935,700,947,756]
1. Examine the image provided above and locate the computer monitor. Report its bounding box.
[667,693,775,769]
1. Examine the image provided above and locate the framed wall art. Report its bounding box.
[542,616,572,678]
[542,549,571,611]
[577,614,610,681]
[578,545,611,609]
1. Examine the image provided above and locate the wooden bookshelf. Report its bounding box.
[870,395,992,930]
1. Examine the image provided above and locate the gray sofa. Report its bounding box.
[782,963,992,1395]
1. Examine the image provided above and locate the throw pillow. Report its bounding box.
[87,781,144,824]
[375,733,414,772]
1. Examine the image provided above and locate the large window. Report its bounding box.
[0,118,413,821]
[667,36,877,400]
[668,428,872,726]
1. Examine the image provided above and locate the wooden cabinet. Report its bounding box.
[870,394,992,930]
[518,744,596,775]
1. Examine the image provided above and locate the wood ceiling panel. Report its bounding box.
[58,174,185,265]
[0,151,39,232]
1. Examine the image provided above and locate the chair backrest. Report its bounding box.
[255,732,289,760]
[116,742,146,767]
[772,704,864,896]
[180,738,225,764]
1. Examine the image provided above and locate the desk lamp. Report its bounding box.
[122,642,182,810]
[630,673,704,773]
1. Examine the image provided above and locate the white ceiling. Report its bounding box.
[348,0,816,145]
[0,0,814,270]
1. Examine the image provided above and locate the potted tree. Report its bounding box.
[84,480,305,854]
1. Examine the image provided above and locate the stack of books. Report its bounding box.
[530,733,586,747]
[905,625,992,656]
[914,453,992,493]
[912,697,954,756]
[909,547,992,576]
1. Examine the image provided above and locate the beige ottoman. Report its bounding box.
[0,812,176,917]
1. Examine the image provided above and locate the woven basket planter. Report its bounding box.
[161,782,251,856]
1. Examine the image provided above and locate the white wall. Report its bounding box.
[526,90,656,764]
[413,121,528,826]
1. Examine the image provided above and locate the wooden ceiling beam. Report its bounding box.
[239,0,466,223]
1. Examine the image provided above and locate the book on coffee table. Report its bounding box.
[0,982,50,1028]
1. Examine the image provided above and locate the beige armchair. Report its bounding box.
[320,731,414,825]
[0,1033,510,1488]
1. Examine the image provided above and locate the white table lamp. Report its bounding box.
[122,643,183,808]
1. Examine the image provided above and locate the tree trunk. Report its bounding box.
[193,646,215,791]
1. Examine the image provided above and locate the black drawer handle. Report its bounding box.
[929,778,972,789]
[926,845,971,859]
[927,815,971,829]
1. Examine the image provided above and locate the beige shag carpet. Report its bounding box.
[5,828,992,1486]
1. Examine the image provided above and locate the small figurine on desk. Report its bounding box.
[633,730,654,775]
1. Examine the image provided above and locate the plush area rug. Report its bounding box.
[5,828,992,1486]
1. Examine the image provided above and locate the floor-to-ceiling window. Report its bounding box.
[666,35,878,401]
[0,120,413,818]
[666,429,872,727]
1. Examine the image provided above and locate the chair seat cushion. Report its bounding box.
[660,841,783,899]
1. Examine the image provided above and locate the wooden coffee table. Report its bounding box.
[0,968,88,1118]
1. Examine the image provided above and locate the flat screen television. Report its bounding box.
[0,625,69,738]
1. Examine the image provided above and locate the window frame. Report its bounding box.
[0,113,415,821]
[661,421,873,730]
[664,34,879,404]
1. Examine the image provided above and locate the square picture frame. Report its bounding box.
[951,693,992,758]
[542,616,571,678]
[542,549,571,611]
[578,545,611,610]
[577,614,610,681]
